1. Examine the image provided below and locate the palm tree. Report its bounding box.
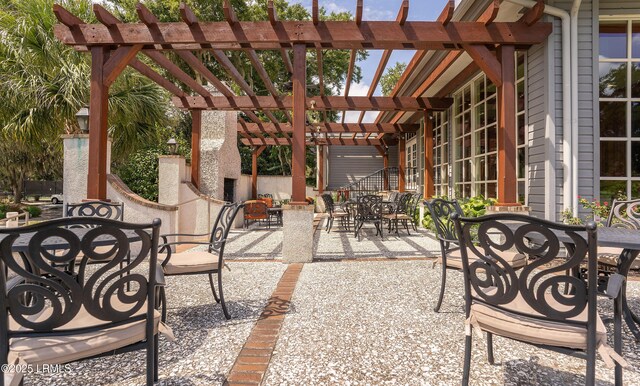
[0,0,171,202]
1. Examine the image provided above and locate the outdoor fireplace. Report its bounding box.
[224,178,235,203]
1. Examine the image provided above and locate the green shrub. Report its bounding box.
[116,149,161,202]
[0,203,21,219]
[24,205,41,218]
[422,195,497,232]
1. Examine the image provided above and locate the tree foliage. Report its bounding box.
[0,0,171,202]
[380,62,407,96]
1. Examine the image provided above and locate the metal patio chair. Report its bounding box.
[425,198,527,312]
[383,192,413,235]
[0,216,169,386]
[158,202,243,320]
[452,213,628,386]
[321,193,349,233]
[65,200,125,220]
[408,192,423,231]
[354,195,383,241]
[598,198,640,271]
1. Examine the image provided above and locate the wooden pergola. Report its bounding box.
[53,0,551,205]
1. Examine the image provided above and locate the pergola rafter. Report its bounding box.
[53,0,551,204]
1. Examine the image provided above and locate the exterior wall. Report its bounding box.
[326,145,399,190]
[237,175,315,201]
[599,0,640,13]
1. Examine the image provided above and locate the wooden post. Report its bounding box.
[191,109,202,188]
[318,146,324,194]
[251,146,266,199]
[291,44,307,204]
[398,135,406,192]
[87,46,110,200]
[423,111,435,199]
[497,45,518,205]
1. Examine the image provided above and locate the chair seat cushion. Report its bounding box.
[162,251,218,275]
[440,249,527,270]
[469,292,606,351]
[8,297,171,367]
[597,246,640,270]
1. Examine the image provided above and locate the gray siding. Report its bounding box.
[599,0,640,13]
[526,38,548,219]
[326,146,398,190]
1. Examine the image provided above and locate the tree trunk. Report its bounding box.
[11,174,24,204]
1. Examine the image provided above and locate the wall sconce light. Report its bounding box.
[76,106,89,133]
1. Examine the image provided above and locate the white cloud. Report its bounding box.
[325,2,349,14]
[363,6,394,21]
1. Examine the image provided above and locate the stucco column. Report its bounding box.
[62,134,111,204]
[158,155,186,206]
[282,204,314,263]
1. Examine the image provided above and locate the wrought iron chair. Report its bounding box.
[354,195,383,241]
[243,200,269,228]
[452,213,628,386]
[158,202,243,320]
[408,193,423,231]
[0,216,170,386]
[65,200,125,220]
[320,194,349,233]
[383,193,413,235]
[425,198,527,312]
[598,198,640,271]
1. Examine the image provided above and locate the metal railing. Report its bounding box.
[338,167,418,199]
[0,212,30,228]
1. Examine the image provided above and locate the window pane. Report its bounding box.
[463,87,471,110]
[487,97,496,124]
[633,142,640,177]
[600,141,627,177]
[634,102,640,137]
[454,93,461,115]
[599,21,627,59]
[518,114,526,146]
[518,148,526,179]
[488,154,497,180]
[518,181,525,204]
[475,77,485,101]
[463,112,471,135]
[632,63,640,98]
[601,180,627,202]
[464,161,471,181]
[517,53,525,79]
[475,183,486,197]
[476,129,486,154]
[599,62,626,98]
[632,181,640,199]
[476,157,486,181]
[487,125,497,152]
[487,183,496,198]
[600,102,627,137]
[475,104,485,127]
[463,184,471,198]
[633,22,640,58]
[517,81,525,112]
[463,135,471,158]
[455,114,462,137]
[486,81,496,96]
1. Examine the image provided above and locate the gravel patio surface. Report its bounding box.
[265,261,640,386]
[25,262,287,386]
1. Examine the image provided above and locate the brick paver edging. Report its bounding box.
[224,263,303,385]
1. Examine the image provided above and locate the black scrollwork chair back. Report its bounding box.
[408,193,423,231]
[354,195,383,241]
[159,202,243,320]
[321,194,348,233]
[598,199,640,271]
[452,213,627,386]
[383,193,414,235]
[65,201,125,222]
[424,198,464,312]
[0,217,168,386]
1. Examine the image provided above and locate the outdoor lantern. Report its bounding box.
[167,138,178,155]
[76,107,89,133]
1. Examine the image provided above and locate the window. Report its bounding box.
[453,85,474,198]
[433,111,450,196]
[516,52,528,204]
[598,19,640,200]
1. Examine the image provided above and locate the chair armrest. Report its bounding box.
[155,265,166,287]
[160,233,210,244]
[601,273,625,299]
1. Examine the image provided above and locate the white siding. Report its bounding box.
[326,146,399,190]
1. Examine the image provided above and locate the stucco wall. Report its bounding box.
[237,175,316,201]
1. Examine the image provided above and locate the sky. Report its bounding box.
[293,0,449,122]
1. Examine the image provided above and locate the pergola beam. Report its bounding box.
[239,122,420,134]
[241,138,389,146]
[173,95,453,111]
[462,44,503,87]
[54,20,553,50]
[519,0,545,26]
[267,0,293,74]
[478,0,500,25]
[437,1,455,26]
